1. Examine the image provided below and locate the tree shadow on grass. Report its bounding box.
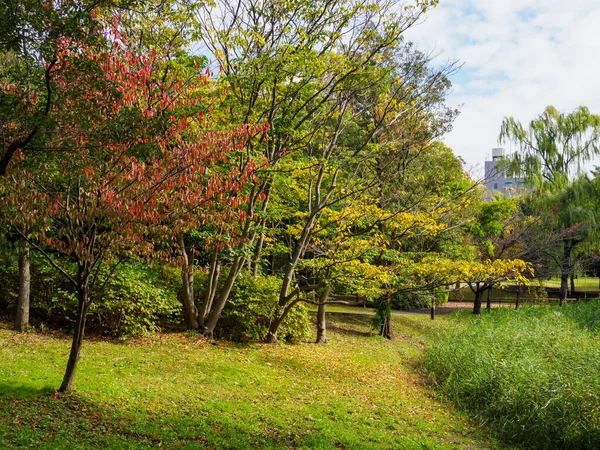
[322,312,373,338]
[0,382,315,450]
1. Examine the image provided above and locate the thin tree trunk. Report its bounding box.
[278,214,317,305]
[178,234,199,329]
[380,315,393,340]
[265,215,318,342]
[515,287,520,309]
[202,256,243,336]
[315,285,330,344]
[250,228,266,277]
[265,315,283,343]
[473,289,484,315]
[250,185,272,277]
[430,288,435,320]
[14,239,31,331]
[559,271,569,306]
[559,241,571,306]
[199,249,220,327]
[486,286,492,311]
[59,285,90,392]
[570,273,575,296]
[265,295,302,343]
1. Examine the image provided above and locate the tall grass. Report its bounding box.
[424,302,600,449]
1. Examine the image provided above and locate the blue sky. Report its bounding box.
[404,0,600,176]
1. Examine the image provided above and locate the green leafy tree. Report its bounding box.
[194,0,449,340]
[500,106,600,303]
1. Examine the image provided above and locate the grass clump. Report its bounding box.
[424,302,600,449]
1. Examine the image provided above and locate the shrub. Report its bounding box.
[0,258,181,337]
[424,303,600,449]
[0,257,18,317]
[87,264,181,337]
[391,288,448,310]
[0,253,73,325]
[217,273,311,342]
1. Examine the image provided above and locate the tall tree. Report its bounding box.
[499,106,600,303]
[194,0,448,338]
[0,20,256,391]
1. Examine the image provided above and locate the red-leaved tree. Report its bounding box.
[0,19,263,391]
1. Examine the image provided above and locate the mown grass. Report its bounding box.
[0,313,498,449]
[305,304,377,314]
[424,302,600,450]
[541,277,600,291]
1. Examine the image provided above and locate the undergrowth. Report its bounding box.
[425,302,600,449]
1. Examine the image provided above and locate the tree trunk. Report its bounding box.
[14,240,31,331]
[265,315,283,343]
[181,268,198,329]
[486,286,492,311]
[199,249,220,327]
[278,214,317,306]
[570,273,575,296]
[559,241,571,306]
[265,295,305,343]
[380,315,393,340]
[178,234,199,329]
[315,285,331,344]
[473,289,484,315]
[430,288,435,320]
[250,185,271,277]
[202,256,243,336]
[265,215,317,342]
[250,228,266,277]
[559,271,569,306]
[515,286,520,309]
[59,285,90,392]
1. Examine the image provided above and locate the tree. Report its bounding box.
[1,0,202,330]
[500,106,600,303]
[194,0,452,339]
[525,176,600,301]
[276,139,478,341]
[402,255,532,316]
[260,45,458,342]
[0,0,139,175]
[0,20,257,391]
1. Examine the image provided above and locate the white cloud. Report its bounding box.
[404,0,600,176]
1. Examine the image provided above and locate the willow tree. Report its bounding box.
[499,106,600,303]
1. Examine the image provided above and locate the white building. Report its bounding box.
[483,148,524,197]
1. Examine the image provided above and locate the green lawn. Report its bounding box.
[306,304,377,314]
[541,277,600,291]
[0,313,500,449]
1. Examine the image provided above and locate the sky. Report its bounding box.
[404,0,600,177]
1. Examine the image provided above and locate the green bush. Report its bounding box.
[217,273,311,342]
[87,264,181,337]
[391,288,448,310]
[0,257,18,317]
[424,303,600,449]
[0,253,72,324]
[0,258,181,337]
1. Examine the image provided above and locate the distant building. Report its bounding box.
[483,148,524,197]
